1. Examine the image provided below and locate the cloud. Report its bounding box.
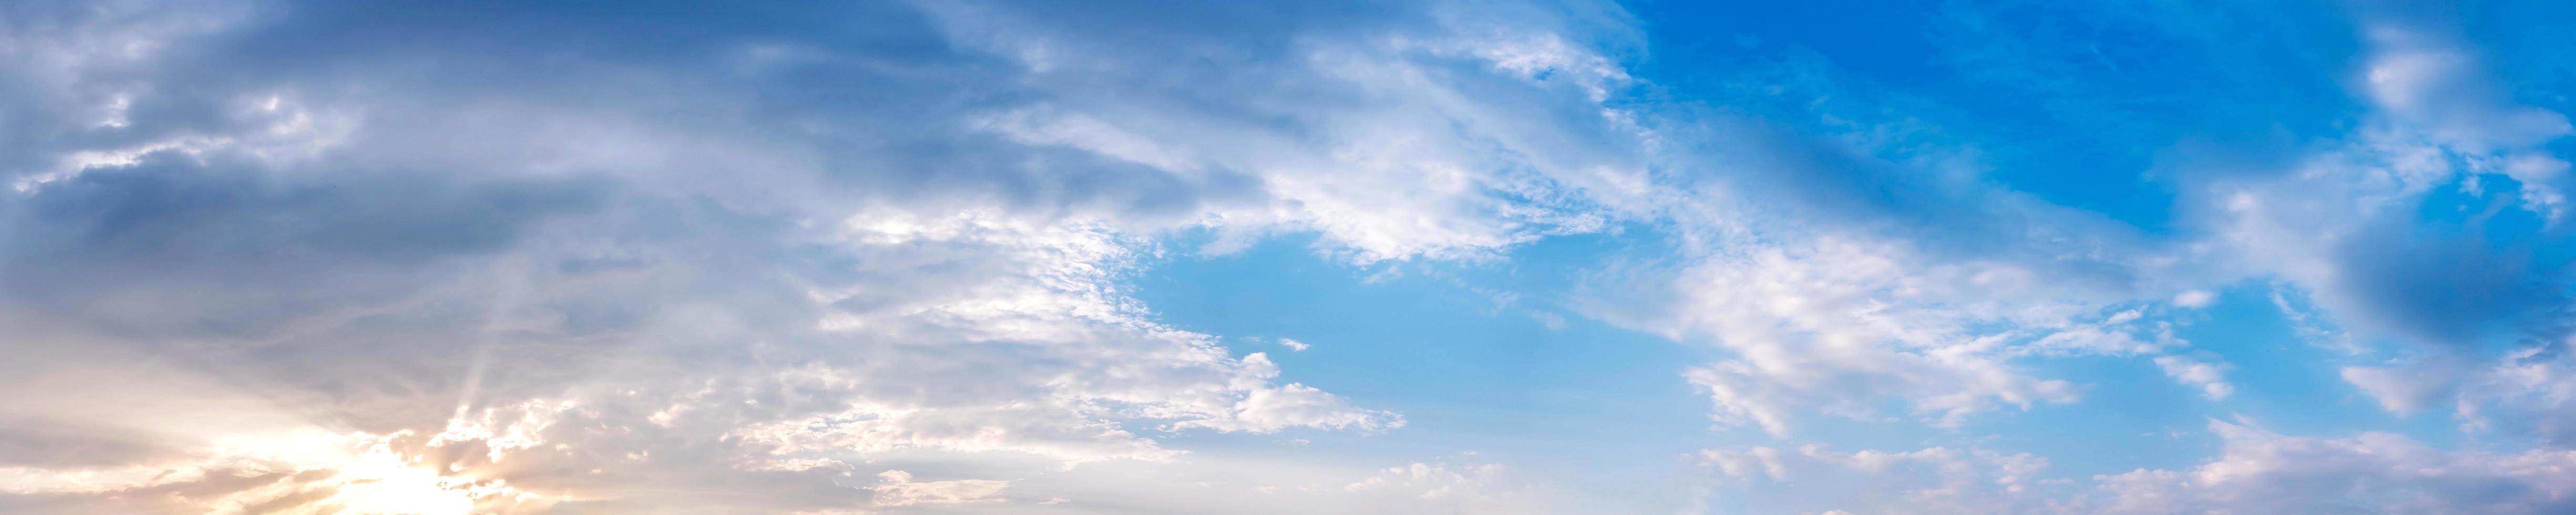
[1346,462,1508,500]
[0,0,1632,512]
[2172,19,2576,441]
[16,0,2576,512]
[868,470,1010,509]
[911,0,1654,264]
[1552,20,2235,436]
[1697,444,2056,514]
[2340,337,2576,442]
[2173,290,2216,308]
[2155,355,2236,400]
[1331,459,1552,513]
[2343,362,2464,416]
[1701,419,2576,514]
[2357,26,2571,154]
[1583,217,2177,435]
[2089,420,2576,514]
[2198,20,2571,347]
[1646,6,2576,509]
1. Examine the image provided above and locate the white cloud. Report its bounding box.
[2182,22,2576,443]
[2359,27,2571,153]
[17,1,2576,513]
[2342,362,2460,416]
[1697,444,2056,514]
[2172,290,2216,308]
[1701,419,2576,514]
[2090,420,2576,514]
[1346,462,1508,500]
[1168,354,1402,434]
[0,429,554,514]
[2338,342,2576,441]
[0,1,1600,512]
[2153,355,2235,400]
[1590,231,2180,435]
[869,470,1011,508]
[920,1,1653,264]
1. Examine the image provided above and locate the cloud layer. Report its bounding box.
[6,0,2576,513]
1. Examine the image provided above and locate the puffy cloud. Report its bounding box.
[2202,19,2570,345]
[2155,355,2236,400]
[1169,383,1403,434]
[2173,290,2217,308]
[2357,26,2571,154]
[2340,337,2576,442]
[2175,19,2576,442]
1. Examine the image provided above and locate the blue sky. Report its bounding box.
[6,1,2576,513]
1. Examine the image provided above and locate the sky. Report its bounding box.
[5,0,2576,513]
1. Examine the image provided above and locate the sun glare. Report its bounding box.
[211,430,538,514]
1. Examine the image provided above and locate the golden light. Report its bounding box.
[200,429,546,514]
